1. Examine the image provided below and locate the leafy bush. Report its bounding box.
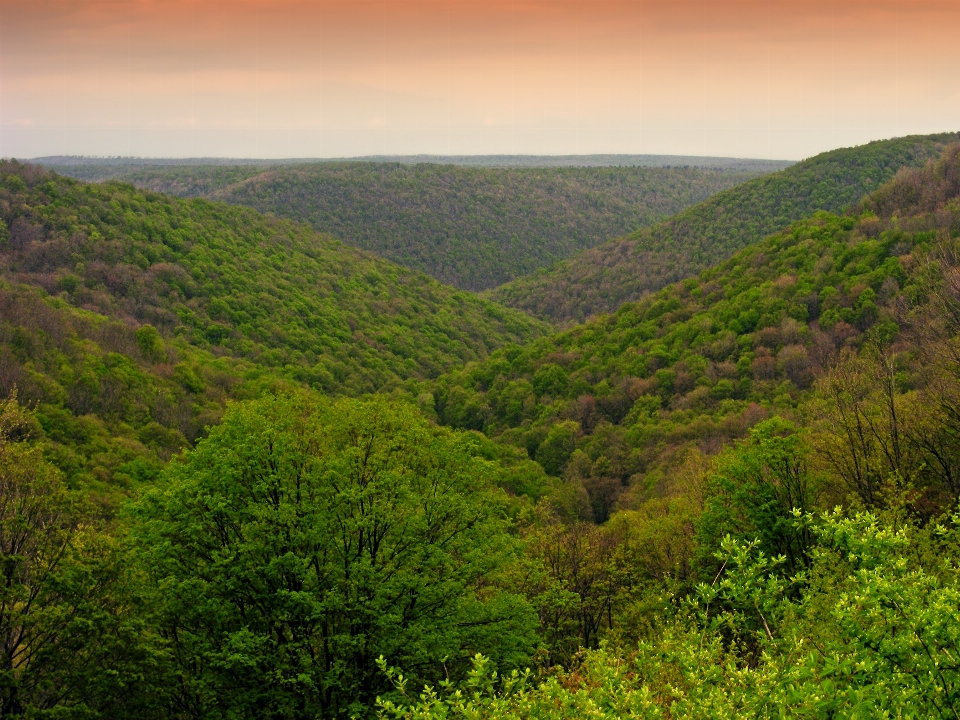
[380,510,960,719]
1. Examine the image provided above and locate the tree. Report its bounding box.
[134,392,538,719]
[0,393,153,718]
[520,517,624,667]
[379,511,960,719]
[696,417,817,578]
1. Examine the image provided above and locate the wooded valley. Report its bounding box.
[3,134,960,718]
[490,132,960,323]
[44,160,777,291]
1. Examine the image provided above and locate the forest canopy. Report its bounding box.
[0,161,547,493]
[489,132,960,324]
[43,161,771,291]
[3,136,960,718]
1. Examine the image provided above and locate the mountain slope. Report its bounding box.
[488,132,960,324]
[429,143,960,521]
[42,162,778,291]
[0,279,266,498]
[0,163,547,396]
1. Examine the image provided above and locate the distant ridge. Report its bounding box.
[487,132,960,324]
[31,156,310,167]
[33,154,793,171]
[334,155,794,171]
[35,161,774,291]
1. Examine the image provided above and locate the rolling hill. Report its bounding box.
[488,132,960,324]
[8,140,960,719]
[428,142,960,521]
[0,162,547,389]
[40,161,780,291]
[0,162,548,492]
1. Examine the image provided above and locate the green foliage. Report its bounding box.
[697,418,816,577]
[433,210,924,510]
[0,394,161,718]
[534,420,579,476]
[6,141,960,717]
[491,132,960,323]
[380,509,960,719]
[0,161,548,397]
[135,324,165,362]
[0,161,551,493]
[431,146,960,516]
[134,393,538,719]
[46,162,769,291]
[0,280,269,497]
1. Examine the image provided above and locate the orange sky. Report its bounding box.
[1,0,958,159]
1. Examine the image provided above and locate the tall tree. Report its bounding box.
[134,393,538,719]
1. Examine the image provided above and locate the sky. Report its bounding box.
[1,0,958,161]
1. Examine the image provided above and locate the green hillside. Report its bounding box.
[0,280,273,499]
[0,162,548,494]
[429,142,960,520]
[489,132,960,323]
[380,144,960,715]
[7,142,960,719]
[45,162,772,290]
[0,163,546,389]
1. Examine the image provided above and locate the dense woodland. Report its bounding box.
[0,166,545,495]
[490,132,960,323]
[46,161,772,290]
[3,135,960,718]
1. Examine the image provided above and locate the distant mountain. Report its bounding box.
[36,153,792,170]
[487,132,960,324]
[38,162,776,291]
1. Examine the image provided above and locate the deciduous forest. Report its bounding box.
[3,134,960,718]
[44,160,778,291]
[490,132,960,323]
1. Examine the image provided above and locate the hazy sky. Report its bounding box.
[2,0,958,160]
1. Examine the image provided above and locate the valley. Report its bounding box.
[41,158,781,291]
[490,132,960,323]
[3,134,960,718]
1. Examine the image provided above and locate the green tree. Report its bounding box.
[379,511,960,719]
[535,421,579,477]
[135,324,166,363]
[134,393,537,719]
[696,417,817,577]
[0,393,155,718]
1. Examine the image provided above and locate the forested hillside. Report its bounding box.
[44,162,270,194]
[0,281,271,499]
[0,162,547,495]
[376,142,960,716]
[0,163,545,386]
[490,132,960,323]
[44,162,771,290]
[6,141,960,719]
[429,144,960,518]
